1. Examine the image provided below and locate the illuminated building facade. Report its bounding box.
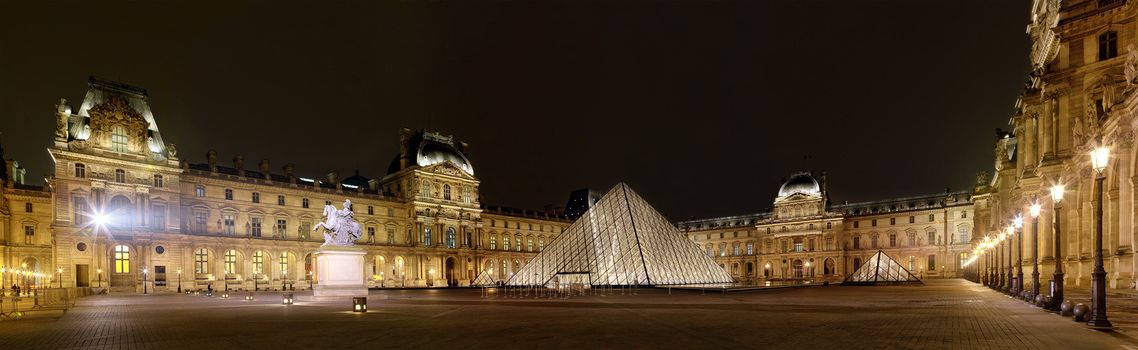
[1,77,569,292]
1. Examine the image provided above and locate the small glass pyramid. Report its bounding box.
[506,183,733,286]
[472,269,499,287]
[842,250,923,285]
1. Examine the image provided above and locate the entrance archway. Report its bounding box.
[792,259,803,278]
[824,258,835,275]
[445,257,456,287]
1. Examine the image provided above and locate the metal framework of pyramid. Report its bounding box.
[842,250,923,286]
[506,183,733,286]
[471,269,499,287]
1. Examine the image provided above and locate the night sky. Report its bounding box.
[0,0,1031,220]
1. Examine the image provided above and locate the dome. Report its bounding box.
[386,130,474,176]
[416,141,474,175]
[778,173,821,198]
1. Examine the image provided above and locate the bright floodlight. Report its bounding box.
[1013,215,1024,229]
[1090,145,1110,173]
[1029,203,1041,218]
[1050,184,1065,203]
[91,211,108,227]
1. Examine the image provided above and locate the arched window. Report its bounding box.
[513,259,520,274]
[224,249,237,274]
[113,245,130,273]
[539,239,545,252]
[114,169,125,183]
[500,259,507,279]
[108,195,132,227]
[252,251,264,274]
[74,163,86,178]
[852,258,861,271]
[446,227,456,248]
[443,184,451,200]
[490,235,497,250]
[279,253,290,277]
[111,125,128,152]
[515,236,522,252]
[194,248,208,274]
[527,237,534,252]
[502,235,509,251]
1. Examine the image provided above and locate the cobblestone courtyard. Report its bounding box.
[0,279,1135,349]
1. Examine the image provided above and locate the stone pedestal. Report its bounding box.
[313,245,367,297]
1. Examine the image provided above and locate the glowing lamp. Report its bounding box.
[1050,184,1065,204]
[245,292,254,301]
[1090,146,1110,173]
[1013,216,1024,229]
[1029,203,1041,218]
[353,297,368,312]
[283,293,294,305]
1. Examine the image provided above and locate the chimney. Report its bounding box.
[207,150,218,174]
[399,128,412,169]
[368,179,379,191]
[233,155,245,177]
[259,159,271,181]
[327,170,340,189]
[283,163,296,183]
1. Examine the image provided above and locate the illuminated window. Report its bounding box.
[280,254,289,277]
[490,235,498,250]
[153,174,163,188]
[732,243,740,256]
[114,245,130,273]
[223,214,236,235]
[74,163,86,178]
[111,125,128,152]
[24,225,35,244]
[424,227,432,246]
[539,239,545,251]
[251,217,262,237]
[114,169,125,183]
[252,251,264,274]
[746,242,753,255]
[195,185,205,197]
[447,228,457,248]
[194,248,208,274]
[463,186,471,204]
[959,226,969,243]
[927,231,936,245]
[444,184,451,200]
[516,237,522,252]
[386,227,395,244]
[420,181,430,197]
[225,249,237,274]
[73,197,88,224]
[527,238,534,252]
[276,219,287,238]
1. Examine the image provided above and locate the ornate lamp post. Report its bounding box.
[57,267,63,288]
[1049,184,1065,311]
[97,268,102,288]
[142,267,149,294]
[1029,203,1042,300]
[1088,145,1112,328]
[177,269,182,293]
[1011,218,1023,295]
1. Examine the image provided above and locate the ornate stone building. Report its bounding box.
[973,0,1138,291]
[5,77,569,293]
[678,172,974,283]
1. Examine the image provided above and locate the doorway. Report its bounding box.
[76,264,90,287]
[445,257,456,287]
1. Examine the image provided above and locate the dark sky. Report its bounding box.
[0,0,1031,220]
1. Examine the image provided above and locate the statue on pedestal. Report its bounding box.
[314,199,362,246]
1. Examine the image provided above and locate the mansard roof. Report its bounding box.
[70,77,169,155]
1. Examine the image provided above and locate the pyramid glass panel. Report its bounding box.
[472,269,499,287]
[507,183,732,286]
[842,250,923,285]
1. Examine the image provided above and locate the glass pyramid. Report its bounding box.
[506,183,733,286]
[842,250,923,285]
[471,269,499,287]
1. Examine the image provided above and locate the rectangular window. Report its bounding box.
[224,214,236,235]
[278,195,285,205]
[24,225,34,245]
[73,198,88,224]
[252,192,260,203]
[781,241,788,252]
[502,236,509,251]
[516,237,522,252]
[490,235,498,250]
[153,174,163,188]
[909,216,915,224]
[194,249,208,274]
[301,221,312,240]
[826,222,832,229]
[368,206,374,215]
[111,126,128,152]
[793,242,803,252]
[74,163,86,178]
[959,227,968,244]
[927,231,936,245]
[853,236,860,249]
[746,242,753,255]
[386,227,395,244]
[251,217,262,237]
[196,185,205,197]
[928,255,936,271]
[527,238,534,252]
[224,189,233,200]
[276,219,287,238]
[890,218,895,225]
[871,219,877,227]
[194,211,208,233]
[367,226,376,243]
[961,211,967,219]
[1100,31,1119,61]
[928,214,934,222]
[302,198,309,208]
[808,239,815,251]
[539,240,545,251]
[825,238,833,251]
[853,221,859,228]
[889,235,897,247]
[151,204,166,229]
[387,208,394,217]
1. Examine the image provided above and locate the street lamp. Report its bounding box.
[143,267,149,294]
[57,267,63,288]
[1049,184,1066,311]
[804,261,812,282]
[1088,144,1112,328]
[177,269,183,293]
[97,268,102,288]
[1029,202,1042,301]
[1012,217,1024,294]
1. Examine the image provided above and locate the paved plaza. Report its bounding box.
[0,280,1136,349]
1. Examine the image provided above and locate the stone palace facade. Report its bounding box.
[0,78,569,293]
